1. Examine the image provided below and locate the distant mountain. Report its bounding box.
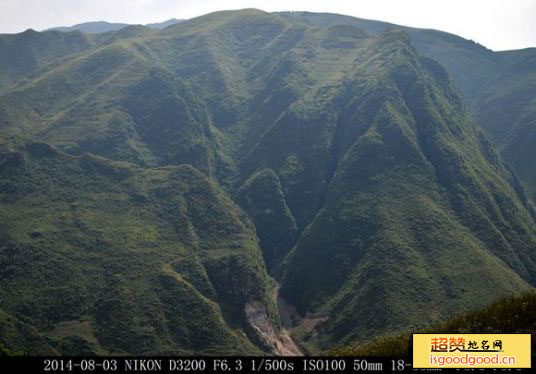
[47,18,183,34]
[48,21,130,34]
[145,18,183,30]
[0,9,535,355]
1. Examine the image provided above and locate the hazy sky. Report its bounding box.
[1,0,535,51]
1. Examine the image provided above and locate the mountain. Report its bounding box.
[0,29,94,93]
[329,291,536,357]
[0,9,535,355]
[0,26,154,93]
[275,11,501,101]
[275,12,536,204]
[145,18,184,30]
[48,19,183,34]
[48,21,130,34]
[0,135,279,355]
[472,49,536,204]
[0,20,184,94]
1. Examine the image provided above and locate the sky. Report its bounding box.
[0,0,535,51]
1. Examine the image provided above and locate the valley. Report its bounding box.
[0,9,535,355]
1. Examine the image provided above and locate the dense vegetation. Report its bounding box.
[277,11,536,204]
[0,136,274,354]
[329,292,536,357]
[0,9,535,355]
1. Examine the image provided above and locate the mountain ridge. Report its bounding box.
[0,9,534,355]
[46,18,183,33]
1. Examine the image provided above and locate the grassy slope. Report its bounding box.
[275,11,501,102]
[0,307,57,355]
[235,169,298,273]
[276,11,536,204]
[271,28,536,351]
[0,30,94,93]
[0,25,157,94]
[143,10,536,351]
[0,37,235,183]
[329,292,536,357]
[3,12,532,200]
[0,136,275,355]
[474,49,536,203]
[0,10,535,354]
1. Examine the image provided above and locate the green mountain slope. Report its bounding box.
[0,136,278,355]
[0,26,157,94]
[0,40,234,182]
[275,12,536,205]
[472,49,536,203]
[0,307,57,355]
[246,26,535,350]
[235,169,298,272]
[275,11,502,102]
[0,9,535,355]
[329,291,536,357]
[0,30,94,93]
